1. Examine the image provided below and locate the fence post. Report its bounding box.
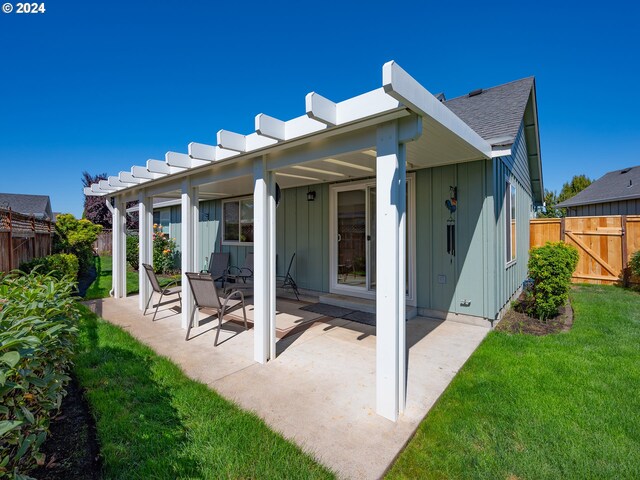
[621,215,628,287]
[8,208,13,270]
[560,217,566,242]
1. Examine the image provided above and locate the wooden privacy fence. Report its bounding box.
[0,208,53,273]
[94,230,113,255]
[530,215,640,285]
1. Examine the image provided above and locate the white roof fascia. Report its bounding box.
[382,61,492,159]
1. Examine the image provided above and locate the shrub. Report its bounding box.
[126,234,140,271]
[53,213,102,274]
[20,253,79,280]
[527,241,579,320]
[0,270,80,477]
[630,250,640,279]
[152,224,177,274]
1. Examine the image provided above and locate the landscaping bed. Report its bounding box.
[497,295,573,335]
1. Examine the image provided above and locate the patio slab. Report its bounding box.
[85,294,489,479]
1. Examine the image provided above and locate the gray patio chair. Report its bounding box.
[277,252,300,300]
[201,251,230,287]
[142,263,182,322]
[185,272,248,344]
[225,253,253,284]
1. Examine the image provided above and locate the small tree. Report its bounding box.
[53,214,102,273]
[557,174,593,204]
[528,242,579,320]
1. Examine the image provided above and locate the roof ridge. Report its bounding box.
[445,76,534,103]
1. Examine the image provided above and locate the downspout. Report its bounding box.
[105,198,115,297]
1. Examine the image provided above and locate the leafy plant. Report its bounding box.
[0,270,80,478]
[53,213,102,274]
[527,242,579,320]
[630,250,640,279]
[152,224,177,274]
[20,253,79,280]
[126,235,140,271]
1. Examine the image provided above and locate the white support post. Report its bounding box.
[138,191,153,311]
[375,121,407,421]
[253,156,276,364]
[180,179,199,329]
[111,197,127,299]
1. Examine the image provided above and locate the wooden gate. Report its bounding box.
[530,215,640,285]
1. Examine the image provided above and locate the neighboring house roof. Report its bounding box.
[444,77,535,145]
[556,166,640,208]
[0,193,53,220]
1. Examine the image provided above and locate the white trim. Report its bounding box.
[505,180,517,267]
[328,174,416,306]
[221,195,255,246]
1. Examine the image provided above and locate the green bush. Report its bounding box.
[153,224,178,274]
[0,270,80,478]
[126,234,139,271]
[53,213,102,274]
[527,242,579,320]
[20,253,79,280]
[630,250,640,279]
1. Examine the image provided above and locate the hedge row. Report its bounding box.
[0,271,80,478]
[19,253,79,281]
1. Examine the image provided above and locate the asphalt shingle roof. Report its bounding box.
[556,166,640,207]
[444,77,534,144]
[0,193,52,219]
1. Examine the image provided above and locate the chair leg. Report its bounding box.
[241,303,248,330]
[144,291,153,316]
[214,307,223,346]
[185,306,198,341]
[152,292,164,322]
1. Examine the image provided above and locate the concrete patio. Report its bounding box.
[85,294,489,479]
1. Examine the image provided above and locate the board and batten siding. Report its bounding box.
[565,199,640,217]
[490,122,533,317]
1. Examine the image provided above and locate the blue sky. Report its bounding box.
[1,0,638,216]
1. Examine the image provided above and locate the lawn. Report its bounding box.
[387,285,640,479]
[74,305,333,479]
[84,256,175,300]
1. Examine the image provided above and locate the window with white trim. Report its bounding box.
[505,181,517,264]
[223,197,254,244]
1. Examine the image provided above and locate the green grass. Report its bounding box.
[387,285,640,479]
[74,306,333,479]
[84,256,174,300]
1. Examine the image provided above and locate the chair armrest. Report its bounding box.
[161,278,181,292]
[221,289,244,310]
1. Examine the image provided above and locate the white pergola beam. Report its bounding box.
[108,176,129,188]
[306,92,337,126]
[84,187,105,196]
[189,142,216,161]
[132,165,164,180]
[98,180,119,192]
[119,172,146,184]
[217,130,247,152]
[382,60,492,159]
[255,113,286,141]
[147,159,185,175]
[166,151,211,168]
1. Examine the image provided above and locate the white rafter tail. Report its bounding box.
[119,172,146,184]
[99,180,119,192]
[246,132,278,151]
[255,113,286,141]
[131,165,164,180]
[188,142,216,161]
[166,151,210,168]
[146,159,184,175]
[108,176,130,188]
[285,115,327,139]
[90,184,110,194]
[217,130,247,152]
[306,92,337,126]
[84,187,105,196]
[382,60,492,159]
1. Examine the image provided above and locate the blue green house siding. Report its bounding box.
[151,125,534,321]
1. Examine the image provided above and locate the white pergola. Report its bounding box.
[87,61,491,421]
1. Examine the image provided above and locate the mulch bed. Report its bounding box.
[30,377,101,480]
[496,295,573,336]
